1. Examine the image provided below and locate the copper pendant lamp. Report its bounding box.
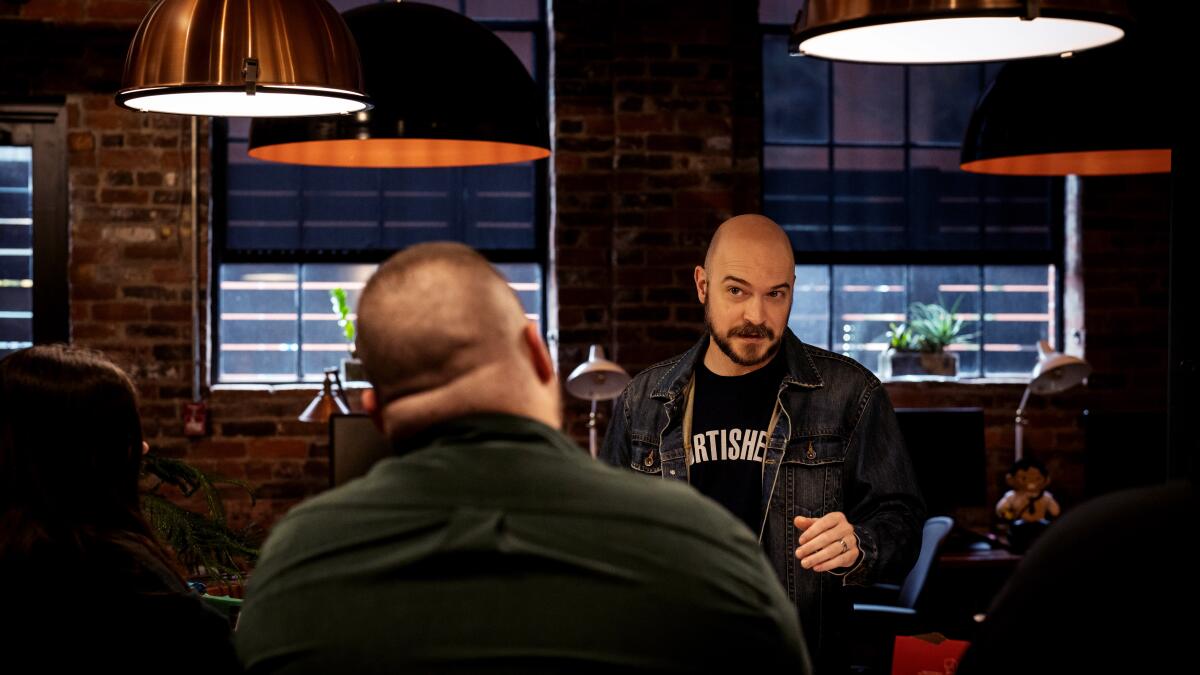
[116,0,370,117]
[246,1,550,168]
[790,0,1132,64]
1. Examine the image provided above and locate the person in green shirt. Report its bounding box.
[235,242,811,674]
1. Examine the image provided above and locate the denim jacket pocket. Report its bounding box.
[628,430,663,476]
[780,435,847,517]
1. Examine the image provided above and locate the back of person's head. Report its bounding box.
[0,345,150,559]
[356,242,560,441]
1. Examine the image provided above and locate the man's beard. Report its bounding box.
[704,297,782,368]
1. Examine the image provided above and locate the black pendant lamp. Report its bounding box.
[960,42,1171,176]
[117,0,370,117]
[248,1,549,168]
[791,0,1132,64]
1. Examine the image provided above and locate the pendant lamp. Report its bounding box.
[246,1,550,168]
[117,0,370,117]
[791,0,1131,64]
[960,42,1171,176]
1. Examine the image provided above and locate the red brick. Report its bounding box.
[99,188,149,204]
[92,302,149,321]
[68,132,94,152]
[149,303,190,321]
[191,440,247,459]
[97,148,159,169]
[73,323,119,340]
[248,439,311,459]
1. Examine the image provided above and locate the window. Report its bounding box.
[0,101,68,359]
[760,4,1063,378]
[213,0,547,383]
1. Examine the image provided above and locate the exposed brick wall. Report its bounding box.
[1,1,1172,539]
[64,94,336,531]
[552,0,763,443]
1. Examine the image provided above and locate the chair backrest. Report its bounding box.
[897,516,954,609]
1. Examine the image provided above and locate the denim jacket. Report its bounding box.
[600,330,925,664]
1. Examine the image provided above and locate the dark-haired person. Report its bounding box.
[0,345,240,674]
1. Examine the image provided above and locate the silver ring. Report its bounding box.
[839,538,849,554]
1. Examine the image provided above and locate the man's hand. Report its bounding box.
[794,512,859,572]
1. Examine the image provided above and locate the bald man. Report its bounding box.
[601,215,925,674]
[236,243,811,674]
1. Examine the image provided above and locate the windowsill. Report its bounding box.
[882,376,1029,386]
[211,377,1031,392]
[211,382,373,392]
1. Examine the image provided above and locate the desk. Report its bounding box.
[923,548,1022,639]
[938,548,1023,569]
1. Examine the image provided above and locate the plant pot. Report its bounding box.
[879,349,959,379]
[340,357,367,383]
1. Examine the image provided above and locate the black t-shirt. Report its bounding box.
[688,350,786,531]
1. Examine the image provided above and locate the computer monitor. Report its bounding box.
[329,414,393,487]
[894,407,988,515]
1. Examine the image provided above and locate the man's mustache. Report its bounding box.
[728,323,774,340]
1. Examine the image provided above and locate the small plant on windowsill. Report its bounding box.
[879,297,976,380]
[330,287,366,383]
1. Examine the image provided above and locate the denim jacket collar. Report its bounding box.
[649,329,824,401]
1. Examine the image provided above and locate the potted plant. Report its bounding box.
[140,453,258,595]
[330,287,366,382]
[879,298,976,379]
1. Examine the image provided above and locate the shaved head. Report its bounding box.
[696,214,795,375]
[703,214,794,272]
[356,243,529,407]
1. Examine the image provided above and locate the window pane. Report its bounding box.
[833,148,906,251]
[763,35,829,144]
[759,0,799,25]
[0,145,33,358]
[833,62,905,145]
[983,265,1053,376]
[381,168,459,248]
[764,146,830,250]
[496,31,537,79]
[909,266,983,377]
[789,265,830,350]
[909,64,982,146]
[780,263,1054,379]
[467,0,539,21]
[219,264,300,382]
[226,141,302,249]
[328,0,379,12]
[983,175,1056,252]
[464,163,536,249]
[299,264,376,381]
[302,167,383,250]
[494,262,542,332]
[833,266,907,371]
[219,261,543,383]
[909,148,982,251]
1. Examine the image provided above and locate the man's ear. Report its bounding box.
[694,265,708,303]
[522,322,555,384]
[361,388,385,432]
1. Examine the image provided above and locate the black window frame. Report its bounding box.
[759,24,1067,368]
[210,6,550,386]
[0,97,70,352]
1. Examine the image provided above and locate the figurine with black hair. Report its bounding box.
[996,457,1060,552]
